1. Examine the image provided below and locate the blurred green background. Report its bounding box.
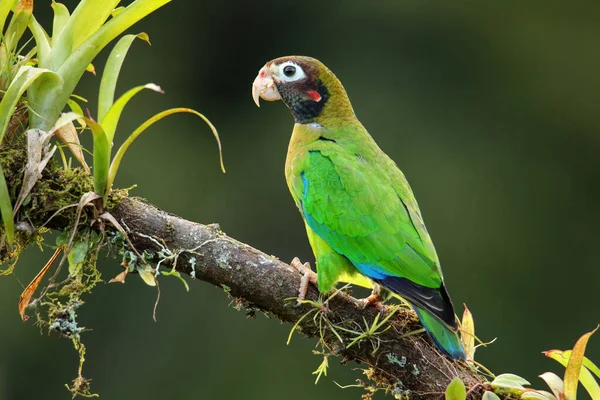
[1,1,599,399]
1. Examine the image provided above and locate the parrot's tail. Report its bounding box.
[413,305,466,360]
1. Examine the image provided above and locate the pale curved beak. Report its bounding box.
[252,66,281,107]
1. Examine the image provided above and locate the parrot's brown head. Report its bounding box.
[252,56,354,124]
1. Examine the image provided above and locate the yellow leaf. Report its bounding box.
[18,247,62,321]
[564,326,599,400]
[138,266,156,287]
[461,304,475,360]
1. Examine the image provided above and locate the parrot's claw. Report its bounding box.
[352,286,386,313]
[290,257,318,303]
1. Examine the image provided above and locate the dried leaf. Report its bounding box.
[54,121,90,173]
[13,129,57,214]
[18,247,62,321]
[109,270,128,284]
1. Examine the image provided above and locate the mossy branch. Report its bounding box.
[1,135,502,400]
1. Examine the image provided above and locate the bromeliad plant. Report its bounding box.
[0,0,223,396]
[0,0,223,246]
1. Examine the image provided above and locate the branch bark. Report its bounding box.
[1,136,494,399]
[110,198,487,398]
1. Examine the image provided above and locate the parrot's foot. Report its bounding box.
[290,257,318,303]
[352,286,386,313]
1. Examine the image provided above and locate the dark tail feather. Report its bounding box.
[413,305,465,359]
[374,276,465,359]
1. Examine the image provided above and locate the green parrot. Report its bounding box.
[252,56,465,359]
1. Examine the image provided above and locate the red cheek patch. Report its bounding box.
[305,90,322,102]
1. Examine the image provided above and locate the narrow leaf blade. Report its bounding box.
[98,33,150,123]
[19,247,62,320]
[0,163,14,245]
[50,2,70,46]
[101,83,163,143]
[461,303,475,360]
[28,15,51,67]
[3,0,32,54]
[564,326,598,400]
[51,112,110,197]
[107,108,224,193]
[0,0,17,34]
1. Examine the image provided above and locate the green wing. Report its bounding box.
[290,139,442,289]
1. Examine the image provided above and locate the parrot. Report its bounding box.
[252,56,465,359]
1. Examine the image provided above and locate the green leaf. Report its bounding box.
[98,33,150,123]
[28,15,51,67]
[0,0,17,34]
[51,112,110,197]
[47,0,121,70]
[50,2,70,46]
[564,326,598,400]
[26,69,65,132]
[491,373,531,389]
[0,163,14,246]
[445,377,466,400]
[67,238,89,276]
[56,230,69,246]
[111,7,126,18]
[30,0,170,132]
[2,0,32,55]
[101,83,163,143]
[0,66,62,145]
[582,354,600,379]
[107,107,225,193]
[66,98,86,128]
[481,391,501,400]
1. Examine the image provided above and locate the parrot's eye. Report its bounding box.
[278,61,306,82]
[283,65,296,77]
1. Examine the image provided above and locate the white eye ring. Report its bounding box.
[278,61,306,82]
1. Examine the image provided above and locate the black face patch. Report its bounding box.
[275,79,329,124]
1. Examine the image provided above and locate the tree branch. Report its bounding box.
[110,198,487,398]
